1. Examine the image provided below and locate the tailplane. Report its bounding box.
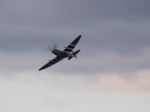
[68,50,80,60]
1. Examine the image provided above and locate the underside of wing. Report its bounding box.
[39,56,64,71]
[64,35,81,52]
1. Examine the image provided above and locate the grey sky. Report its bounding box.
[0,0,150,75]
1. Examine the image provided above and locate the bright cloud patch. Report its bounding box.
[0,71,150,112]
[89,70,150,94]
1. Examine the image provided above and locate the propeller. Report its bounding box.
[53,44,58,49]
[47,44,58,52]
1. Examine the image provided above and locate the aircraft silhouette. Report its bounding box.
[39,35,81,71]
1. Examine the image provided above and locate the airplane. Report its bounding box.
[39,35,81,71]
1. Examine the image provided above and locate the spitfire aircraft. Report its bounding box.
[39,35,81,71]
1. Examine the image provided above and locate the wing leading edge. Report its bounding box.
[39,56,64,71]
[64,35,81,52]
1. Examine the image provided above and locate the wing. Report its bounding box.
[39,56,64,71]
[64,35,81,52]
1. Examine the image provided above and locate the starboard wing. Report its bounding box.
[64,35,81,52]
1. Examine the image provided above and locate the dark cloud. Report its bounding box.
[0,0,150,26]
[0,0,150,75]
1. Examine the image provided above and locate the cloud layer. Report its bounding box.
[0,71,150,112]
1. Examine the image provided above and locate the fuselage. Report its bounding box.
[52,48,80,60]
[52,49,69,58]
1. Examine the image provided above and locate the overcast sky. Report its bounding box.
[0,0,150,112]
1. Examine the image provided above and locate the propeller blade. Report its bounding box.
[47,45,52,51]
[53,44,58,49]
[47,44,58,52]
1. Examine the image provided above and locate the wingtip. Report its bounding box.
[77,35,81,39]
[38,68,43,71]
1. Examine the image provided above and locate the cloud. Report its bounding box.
[46,47,150,74]
[0,46,150,75]
[1,0,150,25]
[0,19,150,54]
[0,70,150,112]
[88,70,150,94]
[0,0,150,57]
